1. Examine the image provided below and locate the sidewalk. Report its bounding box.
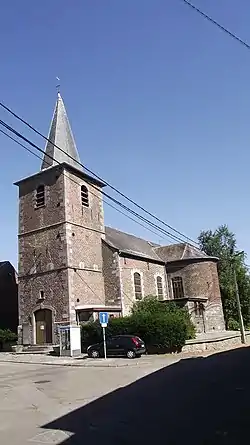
[0,351,181,368]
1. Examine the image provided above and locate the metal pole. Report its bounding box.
[233,267,246,344]
[103,326,107,359]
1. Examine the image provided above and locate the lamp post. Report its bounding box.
[231,251,246,344]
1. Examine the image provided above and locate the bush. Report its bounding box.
[132,296,195,340]
[0,329,17,351]
[81,297,195,353]
[81,321,102,351]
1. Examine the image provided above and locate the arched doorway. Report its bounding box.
[35,309,53,344]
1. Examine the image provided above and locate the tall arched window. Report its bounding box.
[134,272,142,300]
[171,276,184,299]
[81,185,89,207]
[36,185,45,208]
[156,276,164,300]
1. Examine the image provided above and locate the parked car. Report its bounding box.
[87,335,146,359]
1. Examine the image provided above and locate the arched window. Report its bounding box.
[156,276,164,300]
[134,272,142,300]
[36,185,45,208]
[81,185,89,207]
[171,276,184,299]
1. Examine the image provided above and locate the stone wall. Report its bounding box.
[119,256,167,315]
[64,170,106,317]
[102,242,121,307]
[183,333,250,353]
[167,260,225,332]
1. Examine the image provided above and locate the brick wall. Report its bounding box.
[119,256,167,315]
[64,170,106,316]
[167,260,225,332]
[17,164,107,339]
[102,242,121,307]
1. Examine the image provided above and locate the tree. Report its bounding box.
[198,224,250,329]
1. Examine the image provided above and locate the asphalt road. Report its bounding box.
[1,347,250,444]
[0,356,170,444]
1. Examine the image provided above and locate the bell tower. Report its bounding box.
[15,93,106,345]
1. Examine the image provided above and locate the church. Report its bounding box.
[15,93,225,345]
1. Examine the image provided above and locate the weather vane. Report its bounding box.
[56,77,60,93]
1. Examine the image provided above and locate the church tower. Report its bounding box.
[15,93,106,345]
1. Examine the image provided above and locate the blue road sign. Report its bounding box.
[99,312,109,325]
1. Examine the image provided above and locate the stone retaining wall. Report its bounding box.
[183,333,250,353]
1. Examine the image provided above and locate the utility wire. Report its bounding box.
[0,99,197,246]
[0,125,179,245]
[181,0,250,50]
[0,118,194,245]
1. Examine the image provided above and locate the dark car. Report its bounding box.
[87,335,146,359]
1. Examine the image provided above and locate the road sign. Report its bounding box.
[99,312,109,326]
[99,312,109,359]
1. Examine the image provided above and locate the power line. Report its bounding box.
[0,125,180,245]
[0,99,198,246]
[181,0,250,50]
[0,117,193,245]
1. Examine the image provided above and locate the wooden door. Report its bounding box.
[36,320,46,345]
[35,309,52,344]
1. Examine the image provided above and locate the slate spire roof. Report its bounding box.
[41,93,83,171]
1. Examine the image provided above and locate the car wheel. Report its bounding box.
[126,350,136,359]
[90,349,100,358]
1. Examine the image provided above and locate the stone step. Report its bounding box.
[22,345,54,354]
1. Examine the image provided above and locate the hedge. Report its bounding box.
[0,329,17,351]
[81,297,195,353]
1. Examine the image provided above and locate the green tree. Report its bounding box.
[198,224,250,329]
[81,296,195,353]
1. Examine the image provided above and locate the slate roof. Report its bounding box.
[105,227,163,262]
[104,228,216,263]
[155,243,212,262]
[41,93,83,172]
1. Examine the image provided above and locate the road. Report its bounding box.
[1,346,250,444]
[0,356,171,444]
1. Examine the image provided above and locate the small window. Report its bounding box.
[81,185,89,207]
[134,272,142,300]
[36,185,45,208]
[194,302,204,317]
[172,276,184,299]
[39,290,44,300]
[156,276,164,300]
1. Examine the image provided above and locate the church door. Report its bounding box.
[35,309,53,344]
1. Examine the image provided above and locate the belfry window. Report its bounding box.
[36,185,45,208]
[81,185,89,207]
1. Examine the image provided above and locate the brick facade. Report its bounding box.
[14,94,225,344]
[15,161,225,342]
[118,256,167,315]
[166,259,225,332]
[16,163,107,344]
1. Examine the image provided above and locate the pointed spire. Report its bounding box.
[41,93,83,171]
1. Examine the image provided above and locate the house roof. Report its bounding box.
[104,227,163,262]
[0,261,17,277]
[155,243,217,262]
[104,228,217,263]
[41,93,83,172]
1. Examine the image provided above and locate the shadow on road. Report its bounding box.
[43,347,250,444]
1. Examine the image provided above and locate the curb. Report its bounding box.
[0,358,138,368]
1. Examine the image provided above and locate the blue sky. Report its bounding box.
[1,0,250,268]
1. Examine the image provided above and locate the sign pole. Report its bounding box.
[103,326,107,359]
[99,312,109,360]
